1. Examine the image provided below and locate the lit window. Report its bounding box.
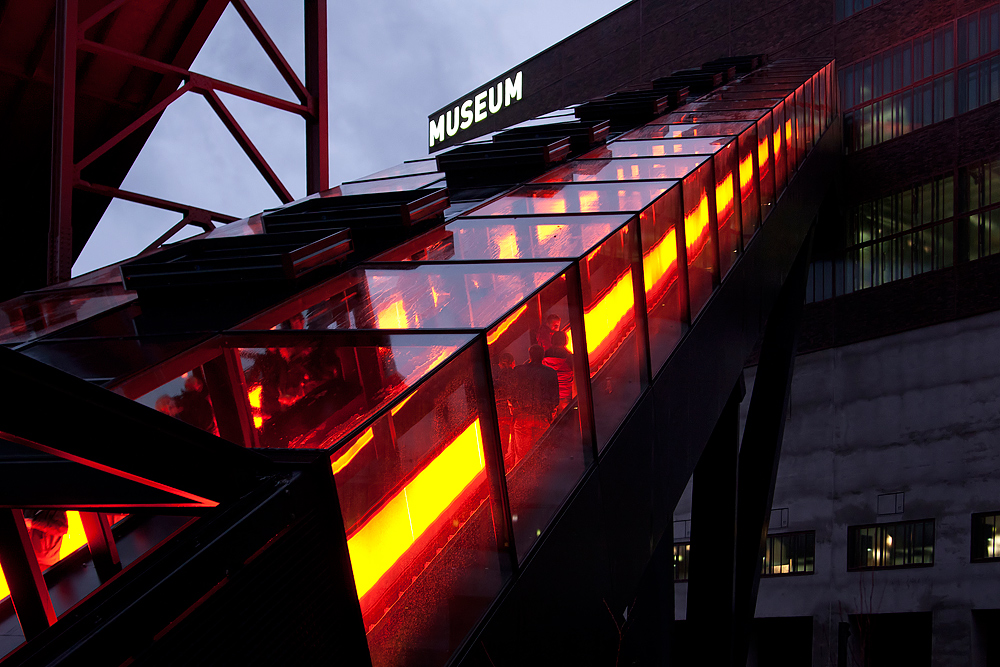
[673,542,690,582]
[762,531,816,576]
[847,519,935,570]
[972,512,1000,561]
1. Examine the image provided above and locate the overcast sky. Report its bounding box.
[72,0,630,276]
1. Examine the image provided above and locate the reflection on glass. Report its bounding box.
[486,276,587,559]
[683,161,717,318]
[622,121,753,140]
[244,263,569,332]
[738,127,761,243]
[582,137,730,159]
[580,225,643,449]
[137,365,219,436]
[330,344,504,667]
[0,285,135,345]
[663,109,770,123]
[534,156,702,183]
[757,111,776,213]
[378,215,630,262]
[474,183,668,216]
[640,186,685,371]
[238,335,467,449]
[340,172,444,195]
[356,159,438,181]
[714,140,741,278]
[772,101,787,193]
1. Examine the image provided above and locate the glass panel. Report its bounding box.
[378,215,631,262]
[356,159,438,181]
[663,109,771,123]
[137,364,219,436]
[473,183,669,216]
[486,275,587,559]
[640,186,685,371]
[580,225,643,449]
[242,262,569,332]
[738,126,761,243]
[582,137,731,158]
[340,172,444,195]
[683,161,718,318]
[0,285,136,345]
[756,111,776,215]
[237,333,471,449]
[622,121,753,139]
[332,344,505,667]
[714,141,741,278]
[533,156,703,183]
[771,100,787,193]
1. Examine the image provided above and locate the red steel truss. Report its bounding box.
[47,0,329,284]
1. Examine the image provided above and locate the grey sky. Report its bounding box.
[72,0,629,276]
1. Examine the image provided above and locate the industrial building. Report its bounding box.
[0,1,998,666]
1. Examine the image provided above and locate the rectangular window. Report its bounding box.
[762,531,816,576]
[848,519,935,570]
[972,512,1000,561]
[674,542,691,581]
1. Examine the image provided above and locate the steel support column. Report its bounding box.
[731,228,814,666]
[80,512,121,582]
[47,0,77,285]
[304,0,329,194]
[686,375,744,665]
[0,510,56,640]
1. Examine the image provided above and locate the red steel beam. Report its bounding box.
[76,180,239,223]
[76,81,192,172]
[304,0,329,193]
[231,0,311,106]
[203,89,294,204]
[77,39,312,117]
[0,510,57,640]
[47,0,78,285]
[78,0,137,34]
[142,212,215,254]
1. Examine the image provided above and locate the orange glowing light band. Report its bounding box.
[643,228,678,299]
[486,304,528,346]
[346,419,485,599]
[685,193,712,258]
[757,135,770,173]
[536,224,566,245]
[331,427,374,475]
[377,299,409,329]
[583,271,635,358]
[494,229,520,259]
[1,512,99,603]
[739,152,754,197]
[772,127,782,162]
[715,173,734,222]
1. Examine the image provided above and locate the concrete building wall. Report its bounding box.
[675,307,1000,666]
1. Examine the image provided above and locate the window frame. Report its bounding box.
[847,518,936,571]
[971,511,1000,562]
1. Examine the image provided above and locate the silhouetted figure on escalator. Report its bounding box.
[511,345,559,464]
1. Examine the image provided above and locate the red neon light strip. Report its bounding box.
[346,419,485,599]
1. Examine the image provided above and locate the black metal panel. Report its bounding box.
[493,119,610,155]
[120,229,352,292]
[473,472,618,664]
[0,345,273,508]
[453,114,840,667]
[3,461,370,667]
[436,137,571,188]
[654,70,723,95]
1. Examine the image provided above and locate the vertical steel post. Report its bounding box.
[628,216,653,386]
[473,337,518,576]
[48,0,78,285]
[304,0,329,194]
[80,512,121,583]
[0,510,57,640]
[686,376,743,666]
[565,263,598,460]
[732,230,813,667]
